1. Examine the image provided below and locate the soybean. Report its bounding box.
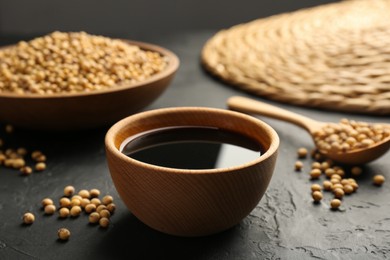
[64,186,75,197]
[333,188,345,199]
[99,217,110,228]
[35,162,46,171]
[70,206,82,217]
[312,191,323,202]
[330,199,341,209]
[89,212,100,224]
[57,228,70,241]
[102,195,113,205]
[311,184,322,192]
[373,175,385,186]
[294,161,303,171]
[310,169,322,179]
[44,204,56,215]
[23,212,35,224]
[297,147,308,158]
[58,208,70,218]
[41,198,54,207]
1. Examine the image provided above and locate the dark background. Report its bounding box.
[1,1,390,259]
[0,0,337,39]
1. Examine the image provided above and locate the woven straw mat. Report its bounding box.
[202,0,390,115]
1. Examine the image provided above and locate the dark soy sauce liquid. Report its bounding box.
[120,126,263,169]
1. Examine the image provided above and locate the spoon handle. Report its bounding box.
[227,96,323,134]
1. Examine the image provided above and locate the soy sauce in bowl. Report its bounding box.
[120,126,263,169]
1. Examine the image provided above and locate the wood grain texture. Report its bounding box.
[105,107,279,236]
[0,40,179,130]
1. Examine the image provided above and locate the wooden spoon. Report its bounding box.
[227,96,390,165]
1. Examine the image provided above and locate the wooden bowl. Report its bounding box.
[0,40,179,131]
[105,107,279,237]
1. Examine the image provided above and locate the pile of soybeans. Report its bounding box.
[0,31,168,94]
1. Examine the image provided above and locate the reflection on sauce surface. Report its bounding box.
[121,126,262,169]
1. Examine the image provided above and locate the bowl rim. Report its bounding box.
[105,106,280,174]
[0,39,179,99]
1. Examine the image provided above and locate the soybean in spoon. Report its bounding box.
[227,96,390,165]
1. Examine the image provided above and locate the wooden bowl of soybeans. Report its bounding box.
[105,107,280,236]
[0,32,179,130]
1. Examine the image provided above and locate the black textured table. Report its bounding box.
[1,30,389,260]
